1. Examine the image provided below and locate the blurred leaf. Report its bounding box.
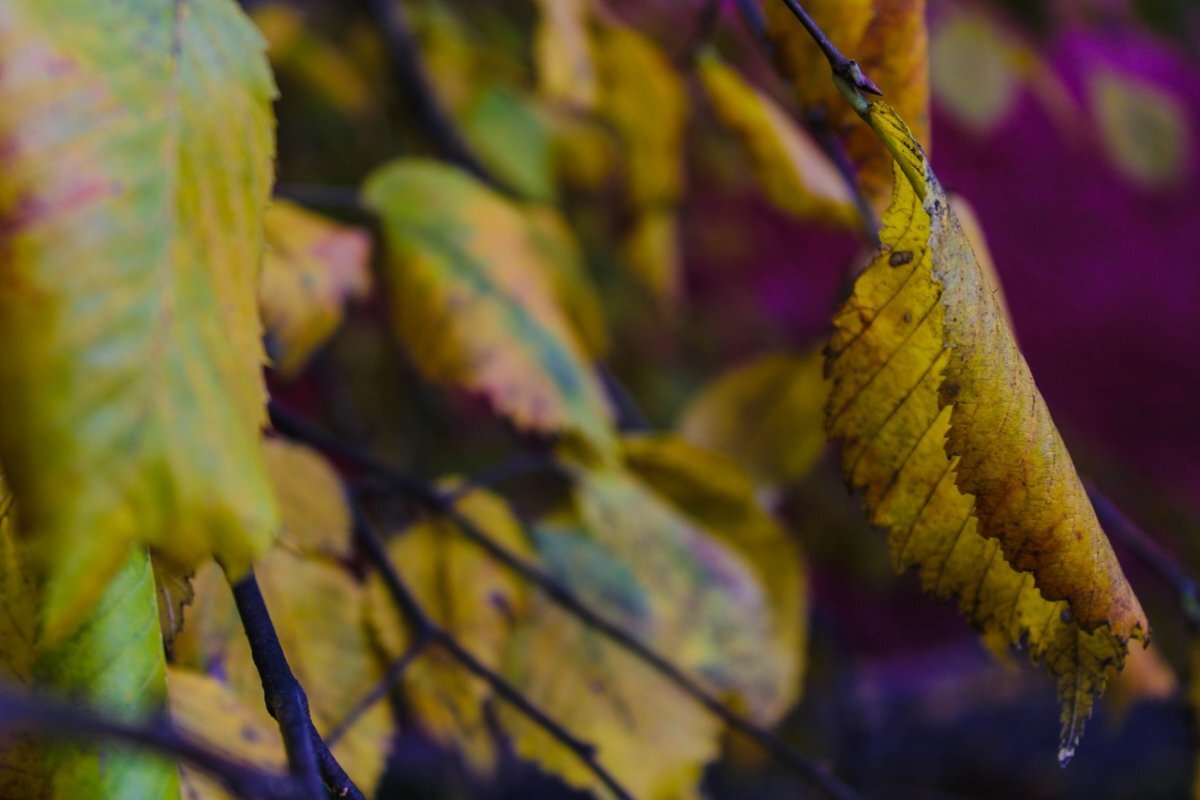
[930,12,1023,134]
[696,52,858,226]
[570,461,799,721]
[12,548,180,800]
[619,209,683,305]
[167,668,284,800]
[252,2,375,117]
[762,0,929,201]
[262,438,353,561]
[0,0,280,639]
[534,0,598,111]
[363,160,614,449]
[827,97,1148,760]
[678,350,827,492]
[1106,641,1177,721]
[367,487,534,773]
[260,200,373,377]
[619,433,808,716]
[594,24,688,208]
[178,557,393,795]
[501,520,721,800]
[1090,69,1191,189]
[461,85,558,203]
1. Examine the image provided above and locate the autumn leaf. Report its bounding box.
[167,668,284,800]
[362,159,614,449]
[367,487,535,773]
[260,200,372,377]
[592,22,689,302]
[679,350,828,492]
[825,95,1148,759]
[174,452,393,794]
[534,0,598,112]
[0,0,281,639]
[762,0,929,200]
[523,206,610,358]
[695,51,858,227]
[502,521,721,800]
[619,434,808,716]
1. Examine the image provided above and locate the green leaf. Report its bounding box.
[0,503,180,800]
[0,0,281,640]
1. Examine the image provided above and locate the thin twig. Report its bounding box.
[325,631,430,748]
[349,499,635,800]
[359,0,508,192]
[1087,482,1200,631]
[0,682,301,800]
[231,572,365,800]
[732,0,880,244]
[269,402,861,800]
[776,0,882,95]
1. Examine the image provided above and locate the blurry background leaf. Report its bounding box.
[696,52,858,227]
[1089,69,1191,189]
[260,200,373,377]
[363,160,614,449]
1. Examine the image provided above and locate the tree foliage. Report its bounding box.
[0,0,1187,798]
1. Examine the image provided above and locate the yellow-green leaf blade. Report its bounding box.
[362,160,614,449]
[0,0,281,638]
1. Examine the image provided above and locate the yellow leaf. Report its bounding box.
[825,97,1148,759]
[263,438,354,561]
[762,0,929,201]
[1090,69,1191,189]
[367,487,534,773]
[0,0,281,639]
[534,0,598,111]
[696,52,858,227]
[260,200,372,377]
[619,434,808,718]
[595,23,688,209]
[152,555,195,651]
[501,520,720,800]
[362,160,614,449]
[619,209,683,305]
[175,555,393,794]
[167,668,285,800]
[679,350,828,491]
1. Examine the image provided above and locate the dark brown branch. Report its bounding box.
[230,572,365,800]
[0,682,301,800]
[348,499,635,800]
[269,402,861,800]
[776,0,882,95]
[732,0,880,244]
[1087,482,1200,631]
[358,0,509,193]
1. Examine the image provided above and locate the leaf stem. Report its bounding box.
[230,572,365,800]
[776,0,882,96]
[269,402,862,800]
